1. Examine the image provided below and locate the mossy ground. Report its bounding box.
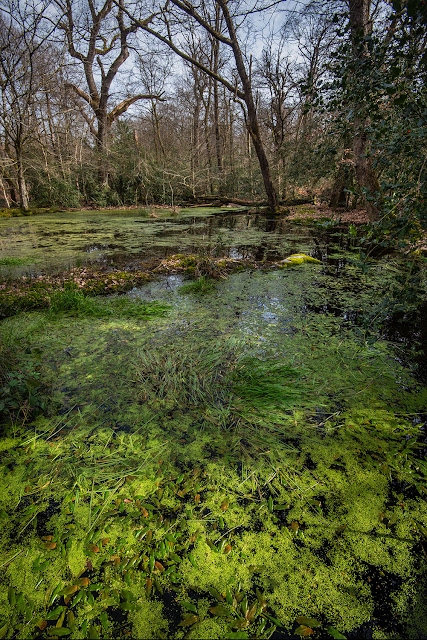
[0,217,426,640]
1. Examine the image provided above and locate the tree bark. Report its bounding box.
[16,152,29,210]
[348,0,381,221]
[216,0,278,212]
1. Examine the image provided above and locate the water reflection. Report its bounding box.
[0,208,328,277]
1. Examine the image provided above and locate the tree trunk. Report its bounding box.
[16,154,29,210]
[96,114,110,187]
[0,176,11,208]
[353,118,381,219]
[217,0,279,213]
[348,0,381,221]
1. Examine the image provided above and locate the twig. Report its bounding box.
[0,548,25,570]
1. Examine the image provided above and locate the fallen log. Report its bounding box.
[192,195,314,208]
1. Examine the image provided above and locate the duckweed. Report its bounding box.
[0,216,426,639]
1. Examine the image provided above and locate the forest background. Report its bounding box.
[0,0,426,235]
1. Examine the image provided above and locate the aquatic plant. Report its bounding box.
[0,317,49,426]
[134,339,307,417]
[179,275,217,295]
[0,229,426,639]
[0,283,169,320]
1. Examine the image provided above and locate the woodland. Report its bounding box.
[0,0,424,222]
[0,1,427,640]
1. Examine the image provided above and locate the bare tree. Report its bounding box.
[56,0,163,185]
[0,0,58,209]
[120,0,280,211]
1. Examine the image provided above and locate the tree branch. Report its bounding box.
[169,0,232,46]
[66,82,99,110]
[108,93,165,123]
[114,1,244,100]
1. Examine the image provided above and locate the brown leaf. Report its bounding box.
[145,578,152,597]
[220,498,229,512]
[75,577,90,587]
[246,602,257,622]
[154,561,165,573]
[44,542,57,550]
[295,625,314,637]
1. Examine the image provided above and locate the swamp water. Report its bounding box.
[0,208,426,639]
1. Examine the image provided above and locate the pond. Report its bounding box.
[0,207,426,640]
[0,206,343,277]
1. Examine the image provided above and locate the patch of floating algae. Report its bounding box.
[130,597,169,639]
[0,255,426,638]
[0,206,282,278]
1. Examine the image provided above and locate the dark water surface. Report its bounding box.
[0,206,347,277]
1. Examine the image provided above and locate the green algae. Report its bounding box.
[0,206,251,279]
[0,236,426,639]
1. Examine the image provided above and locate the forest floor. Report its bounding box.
[286,205,372,224]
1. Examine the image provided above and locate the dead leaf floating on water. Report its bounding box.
[75,577,90,587]
[295,624,314,636]
[290,521,299,532]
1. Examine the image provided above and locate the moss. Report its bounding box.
[180,537,252,594]
[67,535,89,577]
[186,616,229,639]
[130,596,169,639]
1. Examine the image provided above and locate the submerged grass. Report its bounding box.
[178,275,217,295]
[48,285,169,319]
[0,247,426,639]
[134,339,307,415]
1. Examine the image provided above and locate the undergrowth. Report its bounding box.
[0,320,49,426]
[0,284,169,320]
